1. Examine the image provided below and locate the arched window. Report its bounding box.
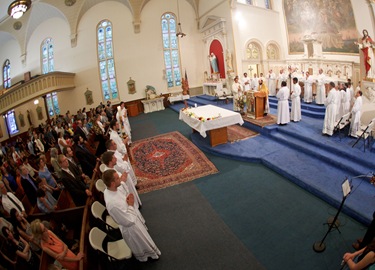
[97,20,118,101]
[161,13,181,88]
[246,43,261,60]
[41,38,54,74]
[264,0,271,9]
[266,44,279,60]
[46,92,60,117]
[3,59,11,89]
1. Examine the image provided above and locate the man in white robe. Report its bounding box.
[267,69,277,96]
[241,72,251,91]
[336,83,345,122]
[316,69,326,105]
[116,102,132,143]
[276,81,290,125]
[109,119,129,156]
[105,139,137,186]
[232,76,243,111]
[103,169,160,262]
[276,69,288,93]
[290,79,302,122]
[101,151,141,207]
[322,82,339,136]
[251,74,259,90]
[302,72,314,103]
[349,91,363,137]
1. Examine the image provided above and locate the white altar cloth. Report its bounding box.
[179,105,244,138]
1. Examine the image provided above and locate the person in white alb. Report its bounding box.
[251,74,259,90]
[232,76,243,111]
[109,119,129,156]
[316,68,326,105]
[322,82,339,136]
[290,78,302,122]
[116,102,132,143]
[241,72,251,91]
[349,91,363,137]
[103,169,161,262]
[267,69,277,96]
[276,69,288,93]
[276,81,290,125]
[302,71,314,103]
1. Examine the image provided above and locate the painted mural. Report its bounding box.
[284,0,359,54]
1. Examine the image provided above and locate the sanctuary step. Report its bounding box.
[268,96,325,119]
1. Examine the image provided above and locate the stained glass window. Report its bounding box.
[3,60,11,89]
[97,20,118,101]
[41,38,54,74]
[46,92,60,117]
[161,13,181,88]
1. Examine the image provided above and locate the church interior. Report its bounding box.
[0,0,374,269]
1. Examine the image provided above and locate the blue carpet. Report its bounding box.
[170,96,375,225]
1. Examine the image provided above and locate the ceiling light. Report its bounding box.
[8,0,32,20]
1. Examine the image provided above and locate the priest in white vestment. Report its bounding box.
[106,139,137,186]
[102,151,141,207]
[291,79,302,122]
[103,170,161,262]
[322,82,339,136]
[316,69,326,105]
[116,102,132,143]
[302,72,314,103]
[267,69,277,96]
[241,72,251,91]
[276,69,288,93]
[109,120,128,156]
[232,76,243,111]
[336,83,345,122]
[276,81,290,125]
[251,74,259,90]
[349,91,363,137]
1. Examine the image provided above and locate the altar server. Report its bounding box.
[232,76,243,111]
[316,68,326,105]
[291,78,302,122]
[276,81,290,125]
[241,72,251,91]
[302,72,314,103]
[322,82,339,136]
[103,169,161,262]
[349,91,363,137]
[267,69,277,96]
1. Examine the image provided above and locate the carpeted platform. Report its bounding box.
[227,124,258,143]
[132,131,218,193]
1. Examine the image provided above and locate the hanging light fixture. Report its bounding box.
[176,0,186,38]
[8,0,32,20]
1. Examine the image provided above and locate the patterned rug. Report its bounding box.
[242,114,277,127]
[227,125,258,143]
[131,131,218,194]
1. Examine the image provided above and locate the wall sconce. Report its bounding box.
[34,99,39,105]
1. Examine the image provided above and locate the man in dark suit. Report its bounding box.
[19,165,38,205]
[58,154,91,206]
[62,146,90,185]
[73,135,97,178]
[74,120,88,142]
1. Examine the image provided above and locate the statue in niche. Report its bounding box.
[226,49,233,71]
[355,29,375,79]
[209,53,219,73]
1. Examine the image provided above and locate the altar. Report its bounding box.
[141,97,165,113]
[179,104,244,147]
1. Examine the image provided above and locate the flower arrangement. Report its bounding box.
[235,95,246,110]
[181,107,221,122]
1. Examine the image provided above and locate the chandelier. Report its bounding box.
[176,0,186,38]
[8,0,32,19]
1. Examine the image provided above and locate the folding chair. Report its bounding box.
[91,201,119,231]
[352,119,374,152]
[89,227,132,265]
[334,112,350,141]
[95,179,106,193]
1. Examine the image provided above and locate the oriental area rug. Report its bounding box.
[227,125,258,143]
[242,114,277,127]
[131,131,218,194]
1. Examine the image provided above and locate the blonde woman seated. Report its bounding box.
[31,219,84,270]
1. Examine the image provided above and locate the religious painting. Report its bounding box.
[36,106,43,120]
[127,77,136,94]
[85,88,93,105]
[18,112,25,127]
[283,0,359,54]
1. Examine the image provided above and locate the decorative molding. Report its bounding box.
[0,72,75,115]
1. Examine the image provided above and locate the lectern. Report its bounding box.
[246,91,266,119]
